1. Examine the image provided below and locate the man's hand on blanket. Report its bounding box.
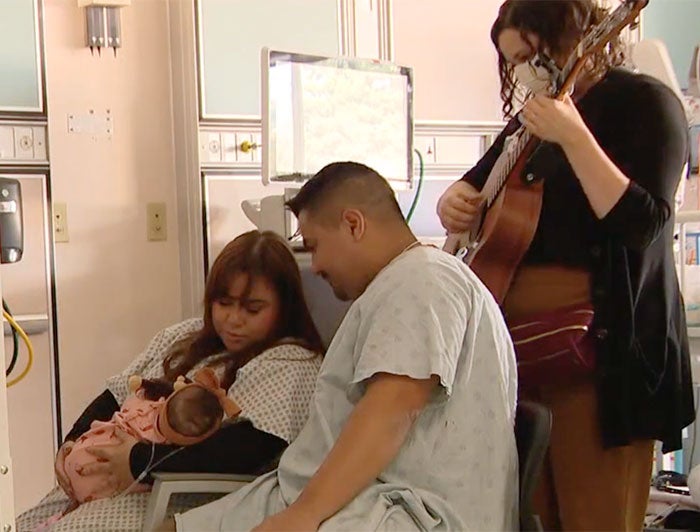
[55,441,77,499]
[79,428,138,496]
[252,503,321,532]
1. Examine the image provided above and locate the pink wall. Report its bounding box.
[42,1,509,443]
[393,0,505,122]
[14,0,513,511]
[44,0,183,440]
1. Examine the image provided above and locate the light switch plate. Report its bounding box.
[53,203,69,243]
[147,202,167,241]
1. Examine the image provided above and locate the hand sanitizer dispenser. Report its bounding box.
[0,178,23,264]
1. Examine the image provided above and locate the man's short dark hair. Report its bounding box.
[285,161,405,223]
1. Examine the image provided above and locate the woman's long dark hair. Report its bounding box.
[162,230,324,389]
[490,0,626,117]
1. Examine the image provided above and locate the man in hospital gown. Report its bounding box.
[174,161,518,531]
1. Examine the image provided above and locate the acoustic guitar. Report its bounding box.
[443,0,649,304]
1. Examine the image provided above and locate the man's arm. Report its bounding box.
[292,372,438,524]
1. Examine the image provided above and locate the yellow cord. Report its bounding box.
[4,310,34,387]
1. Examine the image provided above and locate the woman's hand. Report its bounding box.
[79,428,138,496]
[252,505,321,532]
[55,441,77,499]
[437,180,483,233]
[519,93,590,149]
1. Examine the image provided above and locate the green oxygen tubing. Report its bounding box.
[405,148,425,223]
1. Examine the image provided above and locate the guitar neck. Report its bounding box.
[481,127,538,210]
[477,0,648,213]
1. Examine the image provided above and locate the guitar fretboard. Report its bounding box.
[480,0,640,213]
[482,125,532,209]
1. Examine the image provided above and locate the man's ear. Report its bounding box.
[340,208,365,241]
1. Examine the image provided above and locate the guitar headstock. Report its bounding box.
[557,0,650,92]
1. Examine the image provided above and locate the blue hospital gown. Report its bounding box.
[176,246,519,531]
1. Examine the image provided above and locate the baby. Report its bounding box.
[58,368,240,504]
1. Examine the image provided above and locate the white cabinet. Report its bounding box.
[0,0,43,113]
[197,0,342,118]
[174,0,509,314]
[196,0,398,119]
[2,174,56,513]
[203,173,291,265]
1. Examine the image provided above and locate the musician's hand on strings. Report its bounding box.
[437,180,483,233]
[520,93,590,149]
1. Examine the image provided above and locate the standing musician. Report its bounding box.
[437,0,694,529]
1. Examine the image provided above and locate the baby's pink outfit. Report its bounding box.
[58,392,168,503]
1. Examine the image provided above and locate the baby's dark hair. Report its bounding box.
[165,385,224,438]
[139,378,177,401]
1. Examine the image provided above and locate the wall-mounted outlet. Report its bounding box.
[147,202,167,241]
[414,136,436,164]
[53,202,69,243]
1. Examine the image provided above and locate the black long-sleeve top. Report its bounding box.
[64,389,286,483]
[463,68,694,451]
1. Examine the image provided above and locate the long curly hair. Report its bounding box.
[490,0,626,117]
[162,230,324,389]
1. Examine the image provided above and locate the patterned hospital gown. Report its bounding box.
[16,318,321,531]
[176,246,519,532]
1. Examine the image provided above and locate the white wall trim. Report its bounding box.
[197,118,504,176]
[0,259,14,532]
[415,119,506,136]
[338,0,354,57]
[378,0,393,61]
[201,118,505,136]
[167,0,205,318]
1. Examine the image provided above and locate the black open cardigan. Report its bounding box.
[462,68,695,451]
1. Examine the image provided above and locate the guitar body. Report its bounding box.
[443,138,543,304]
[468,167,543,304]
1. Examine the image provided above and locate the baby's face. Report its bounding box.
[166,386,222,437]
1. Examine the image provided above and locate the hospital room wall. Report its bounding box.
[43,0,183,437]
[42,0,508,449]
[392,0,504,122]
